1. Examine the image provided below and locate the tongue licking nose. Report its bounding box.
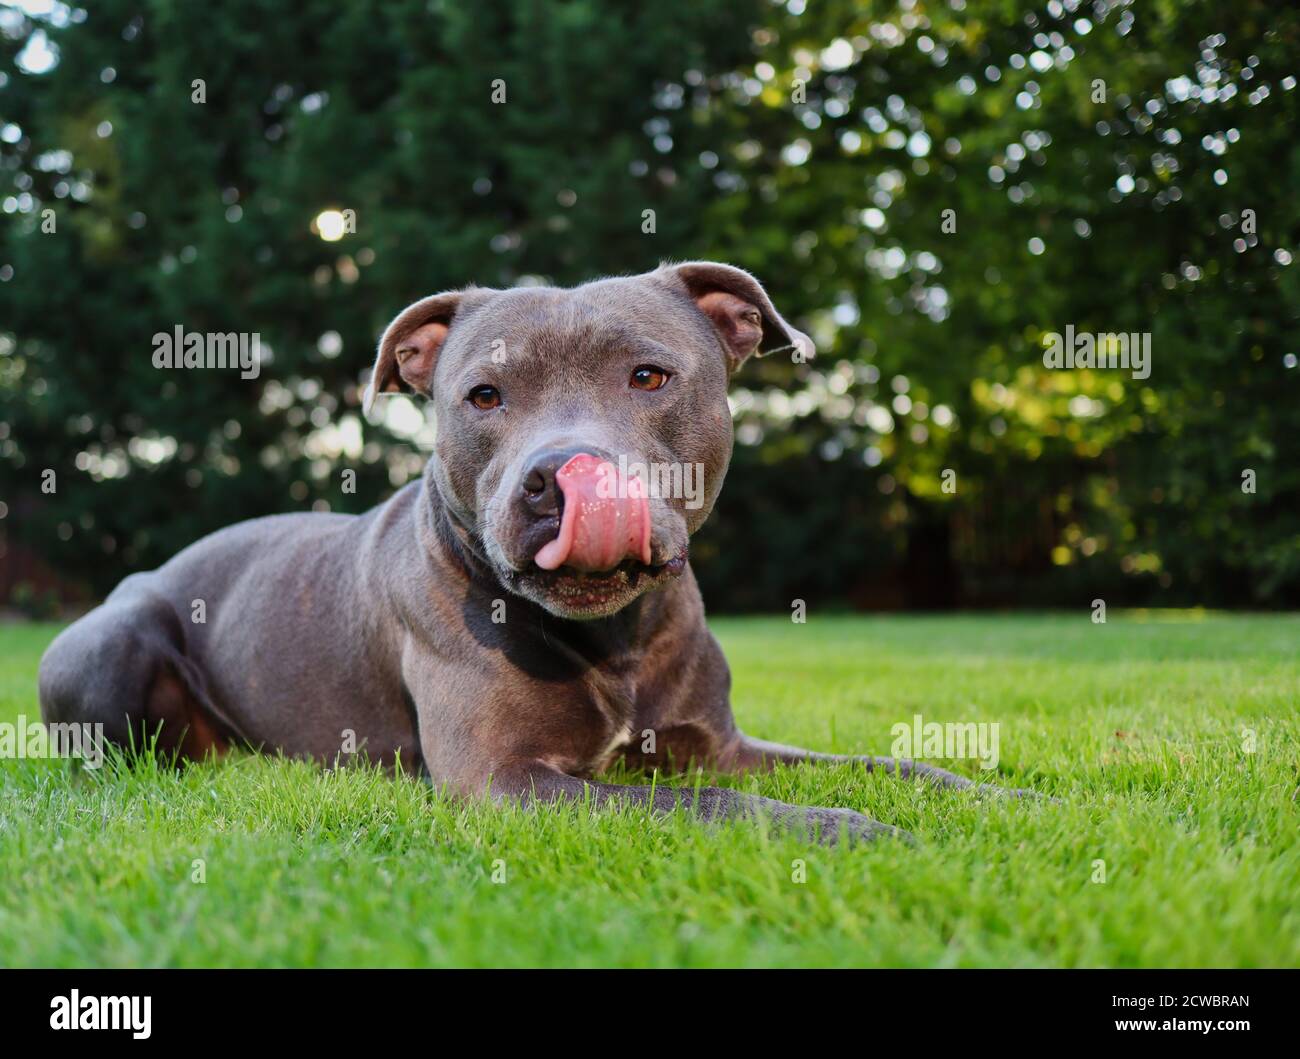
[533,453,652,573]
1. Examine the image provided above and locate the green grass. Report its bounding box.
[1,612,1297,968]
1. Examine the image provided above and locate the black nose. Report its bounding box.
[519,446,609,518]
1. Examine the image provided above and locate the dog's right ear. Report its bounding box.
[363,291,462,418]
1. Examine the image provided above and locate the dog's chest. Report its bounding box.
[541,718,633,779]
[594,722,636,771]
[536,647,664,776]
[546,670,642,776]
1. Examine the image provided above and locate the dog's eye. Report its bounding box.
[630,365,670,391]
[467,385,502,410]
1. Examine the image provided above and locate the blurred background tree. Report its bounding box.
[1,0,1297,613]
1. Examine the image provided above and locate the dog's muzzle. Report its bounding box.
[528,453,652,573]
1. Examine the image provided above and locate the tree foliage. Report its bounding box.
[2,0,1297,610]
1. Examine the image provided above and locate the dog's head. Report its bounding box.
[364,262,812,619]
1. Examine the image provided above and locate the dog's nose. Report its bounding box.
[519,448,653,572]
[520,447,608,518]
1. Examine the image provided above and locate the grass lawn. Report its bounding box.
[0,612,1296,968]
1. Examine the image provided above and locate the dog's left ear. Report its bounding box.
[664,261,814,374]
[363,290,463,418]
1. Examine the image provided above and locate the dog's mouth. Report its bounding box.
[481,450,689,616]
[506,552,688,615]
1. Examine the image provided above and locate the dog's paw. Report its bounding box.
[800,806,914,846]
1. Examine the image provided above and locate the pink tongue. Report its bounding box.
[534,454,652,572]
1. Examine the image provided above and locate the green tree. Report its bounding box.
[696,0,1300,606]
[3,0,1298,611]
[0,0,762,594]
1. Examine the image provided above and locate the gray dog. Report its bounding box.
[39,262,1027,843]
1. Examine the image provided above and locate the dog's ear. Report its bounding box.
[664,261,814,374]
[363,291,463,417]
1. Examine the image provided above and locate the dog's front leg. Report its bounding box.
[724,734,1041,798]
[484,761,909,845]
